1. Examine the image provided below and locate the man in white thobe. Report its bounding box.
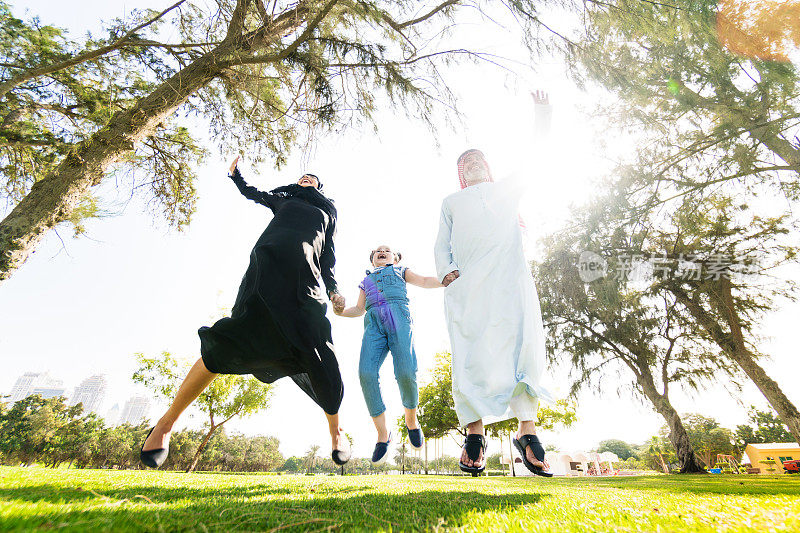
[434,92,553,475]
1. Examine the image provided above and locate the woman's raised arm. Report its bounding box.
[228,157,275,208]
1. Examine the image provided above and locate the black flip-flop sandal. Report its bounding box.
[513,434,553,477]
[139,427,169,469]
[459,434,487,477]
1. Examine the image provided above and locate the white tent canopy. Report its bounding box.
[502,449,622,476]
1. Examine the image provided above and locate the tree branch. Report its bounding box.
[384,0,461,30]
[0,0,188,99]
[228,0,340,66]
[224,0,254,44]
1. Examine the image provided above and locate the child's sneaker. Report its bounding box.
[407,426,424,450]
[371,433,391,465]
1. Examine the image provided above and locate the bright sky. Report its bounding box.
[1,1,798,460]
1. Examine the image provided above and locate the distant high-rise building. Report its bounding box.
[119,396,151,425]
[8,372,39,402]
[104,403,121,426]
[69,374,107,414]
[7,372,65,402]
[30,384,67,399]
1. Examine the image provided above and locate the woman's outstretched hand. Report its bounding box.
[229,156,240,175]
[531,90,549,106]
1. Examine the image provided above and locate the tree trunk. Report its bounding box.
[0,3,320,284]
[635,368,706,473]
[0,50,227,282]
[187,424,218,473]
[656,453,669,474]
[673,283,800,443]
[435,438,440,475]
[508,430,516,477]
[746,122,800,170]
[712,88,800,171]
[715,278,800,443]
[726,348,800,443]
[424,440,428,475]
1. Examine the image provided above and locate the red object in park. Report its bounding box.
[782,459,800,474]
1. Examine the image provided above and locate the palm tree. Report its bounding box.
[394,441,409,474]
[303,445,320,474]
[647,437,669,474]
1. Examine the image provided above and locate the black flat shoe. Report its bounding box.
[331,447,351,466]
[407,426,424,450]
[140,427,169,469]
[459,433,486,476]
[513,434,553,477]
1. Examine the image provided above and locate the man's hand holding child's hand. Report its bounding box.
[442,270,460,287]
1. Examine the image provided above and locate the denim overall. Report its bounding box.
[358,264,418,417]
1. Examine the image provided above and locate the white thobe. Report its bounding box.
[434,173,553,426]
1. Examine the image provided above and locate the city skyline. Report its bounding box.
[4,370,150,426]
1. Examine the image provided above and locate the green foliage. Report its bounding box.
[563,0,800,201]
[537,400,578,431]
[279,456,301,473]
[302,445,320,474]
[641,435,675,473]
[597,439,637,461]
[485,452,503,470]
[413,352,577,443]
[667,414,735,468]
[535,199,726,473]
[133,352,273,428]
[533,152,800,469]
[415,351,461,440]
[0,395,282,471]
[132,351,273,470]
[0,0,558,243]
[735,405,794,449]
[759,457,778,473]
[0,1,195,229]
[534,0,800,450]
[394,441,410,471]
[0,395,112,468]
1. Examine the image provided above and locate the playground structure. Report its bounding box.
[713,454,745,474]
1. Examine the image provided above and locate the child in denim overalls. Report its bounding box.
[336,245,442,464]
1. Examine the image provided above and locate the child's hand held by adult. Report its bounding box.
[331,293,345,313]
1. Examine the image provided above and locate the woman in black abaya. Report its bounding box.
[140,156,351,467]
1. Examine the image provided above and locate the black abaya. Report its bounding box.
[198,168,343,414]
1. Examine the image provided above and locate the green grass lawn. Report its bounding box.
[1,467,798,532]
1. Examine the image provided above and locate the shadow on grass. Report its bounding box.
[551,474,800,496]
[0,488,547,532]
[0,483,297,505]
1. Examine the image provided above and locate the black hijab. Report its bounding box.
[270,183,336,220]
